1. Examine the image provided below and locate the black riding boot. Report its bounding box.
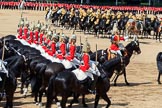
[87,79,96,94]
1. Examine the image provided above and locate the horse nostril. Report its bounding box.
[138,51,141,54]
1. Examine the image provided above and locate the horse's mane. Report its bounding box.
[125,41,135,50]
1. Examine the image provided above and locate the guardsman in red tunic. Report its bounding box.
[56,34,66,60]
[79,40,91,72]
[27,24,34,44]
[108,31,128,60]
[22,21,29,40]
[47,33,59,56]
[33,23,41,44]
[65,33,76,61]
[78,40,96,94]
[39,25,46,45]
[42,31,52,51]
[17,21,24,39]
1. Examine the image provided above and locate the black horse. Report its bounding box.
[156,52,162,84]
[69,15,80,30]
[0,62,17,108]
[118,16,128,35]
[90,38,141,86]
[143,18,152,37]
[51,11,61,26]
[151,17,161,41]
[80,15,95,33]
[60,13,70,29]
[46,56,124,108]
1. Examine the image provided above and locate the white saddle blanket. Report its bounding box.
[72,69,89,81]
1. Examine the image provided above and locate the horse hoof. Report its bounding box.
[35,102,39,105]
[68,105,72,108]
[83,104,88,107]
[39,103,42,107]
[158,81,161,84]
[126,82,130,86]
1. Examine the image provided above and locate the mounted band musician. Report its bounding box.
[126,13,137,36]
[108,30,128,60]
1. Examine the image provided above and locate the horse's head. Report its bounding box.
[130,37,141,54]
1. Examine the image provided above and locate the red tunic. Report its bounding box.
[113,35,125,42]
[22,27,28,40]
[17,27,23,39]
[34,30,39,44]
[39,33,44,45]
[27,31,34,44]
[47,42,56,56]
[42,39,50,51]
[65,44,76,61]
[56,43,66,60]
[79,53,90,72]
[109,44,119,51]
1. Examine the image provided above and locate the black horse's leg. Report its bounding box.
[114,74,119,86]
[38,89,44,107]
[68,93,79,108]
[34,92,38,104]
[123,68,129,85]
[94,94,100,108]
[82,94,88,107]
[159,32,161,42]
[5,88,14,108]
[157,72,161,84]
[5,96,13,108]
[61,95,68,108]
[100,93,111,108]
[46,95,53,108]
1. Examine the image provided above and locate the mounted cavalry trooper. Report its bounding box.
[108,30,128,60]
[22,19,29,40]
[17,20,24,39]
[38,24,46,45]
[27,22,35,44]
[47,30,59,56]
[42,30,52,52]
[62,30,78,69]
[72,39,100,94]
[33,21,41,44]
[56,33,66,60]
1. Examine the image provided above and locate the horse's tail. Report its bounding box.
[46,74,57,108]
